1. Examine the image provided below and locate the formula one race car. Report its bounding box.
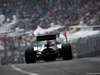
[25,35,73,63]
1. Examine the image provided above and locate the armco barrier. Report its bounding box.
[70,33,100,59]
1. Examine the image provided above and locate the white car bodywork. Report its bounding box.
[33,43,62,52]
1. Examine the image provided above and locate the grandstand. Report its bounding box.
[0,0,100,31]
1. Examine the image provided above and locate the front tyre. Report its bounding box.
[25,47,36,63]
[61,44,73,60]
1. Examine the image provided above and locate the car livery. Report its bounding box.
[25,35,73,63]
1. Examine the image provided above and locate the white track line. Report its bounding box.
[11,65,39,75]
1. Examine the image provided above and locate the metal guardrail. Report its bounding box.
[70,34,100,58]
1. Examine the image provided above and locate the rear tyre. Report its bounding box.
[61,44,73,60]
[25,47,36,63]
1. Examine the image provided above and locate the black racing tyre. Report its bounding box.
[25,47,36,63]
[61,44,73,60]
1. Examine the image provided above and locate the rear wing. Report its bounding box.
[37,35,56,41]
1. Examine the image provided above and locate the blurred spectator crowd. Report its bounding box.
[0,0,100,30]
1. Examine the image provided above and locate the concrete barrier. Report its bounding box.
[77,49,100,58]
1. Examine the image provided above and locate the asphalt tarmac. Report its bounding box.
[0,56,100,75]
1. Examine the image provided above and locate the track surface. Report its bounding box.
[0,57,100,75]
